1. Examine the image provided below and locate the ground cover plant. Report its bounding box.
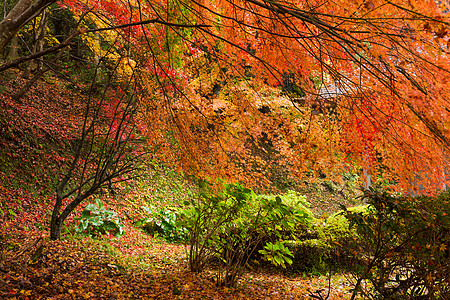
[75,198,124,237]
[135,205,187,242]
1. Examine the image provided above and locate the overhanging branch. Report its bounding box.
[86,19,211,33]
[0,19,211,73]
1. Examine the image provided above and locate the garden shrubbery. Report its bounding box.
[286,190,449,299]
[285,205,367,273]
[125,178,449,298]
[340,190,449,299]
[178,181,312,287]
[75,198,124,237]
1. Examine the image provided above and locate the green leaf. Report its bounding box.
[95,198,104,209]
[275,196,282,204]
[285,256,293,265]
[84,204,97,211]
[81,210,91,218]
[274,255,282,265]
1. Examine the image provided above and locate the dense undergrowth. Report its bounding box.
[1,71,449,299]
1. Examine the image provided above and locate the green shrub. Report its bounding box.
[179,181,310,287]
[257,190,313,221]
[284,205,368,274]
[321,205,367,249]
[342,190,450,299]
[135,206,187,242]
[259,241,294,268]
[75,198,123,237]
[286,238,330,274]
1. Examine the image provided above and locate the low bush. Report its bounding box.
[179,181,311,287]
[286,238,330,274]
[135,206,187,242]
[257,190,312,217]
[75,198,123,237]
[286,205,367,273]
[342,190,450,299]
[322,205,367,243]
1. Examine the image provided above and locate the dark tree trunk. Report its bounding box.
[49,194,63,240]
[49,190,93,240]
[49,215,62,240]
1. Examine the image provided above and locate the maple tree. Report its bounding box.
[49,79,139,240]
[123,0,449,193]
[2,0,449,193]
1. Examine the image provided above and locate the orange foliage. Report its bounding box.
[63,0,450,193]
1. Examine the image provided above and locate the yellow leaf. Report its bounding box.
[406,253,413,261]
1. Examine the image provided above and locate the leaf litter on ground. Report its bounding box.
[1,210,355,299]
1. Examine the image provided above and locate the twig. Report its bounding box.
[0,31,80,72]
[7,237,42,262]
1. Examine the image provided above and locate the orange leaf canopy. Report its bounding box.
[65,0,450,194]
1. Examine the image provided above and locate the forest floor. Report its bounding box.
[0,196,356,300]
[0,71,362,299]
[0,207,355,299]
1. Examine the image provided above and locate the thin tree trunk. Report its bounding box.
[36,8,48,71]
[49,194,63,240]
[94,31,100,65]
[23,8,48,78]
